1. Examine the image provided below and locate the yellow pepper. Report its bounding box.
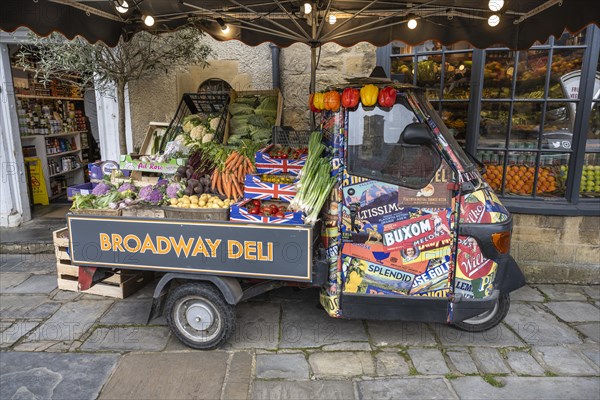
[360,84,379,106]
[312,92,325,111]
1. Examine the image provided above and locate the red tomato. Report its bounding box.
[252,199,261,207]
[270,205,279,213]
[275,212,284,218]
[249,208,259,215]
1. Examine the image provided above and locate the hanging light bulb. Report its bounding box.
[115,0,129,14]
[143,15,155,26]
[488,14,500,27]
[328,14,337,24]
[407,18,418,30]
[303,3,312,14]
[488,0,504,12]
[216,18,230,33]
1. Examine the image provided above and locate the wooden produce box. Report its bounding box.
[121,205,165,218]
[53,228,153,299]
[137,122,170,156]
[163,206,229,221]
[224,89,283,144]
[70,208,122,217]
[111,170,160,188]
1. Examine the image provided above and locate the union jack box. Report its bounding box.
[230,199,305,225]
[255,145,306,176]
[244,174,297,202]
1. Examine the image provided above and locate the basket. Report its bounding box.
[163,206,229,221]
[164,92,230,146]
[272,127,311,147]
[70,208,122,216]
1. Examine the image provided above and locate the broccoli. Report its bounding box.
[92,182,113,196]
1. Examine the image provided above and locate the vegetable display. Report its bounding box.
[211,149,256,201]
[168,194,232,209]
[324,91,341,112]
[227,94,278,146]
[360,84,379,106]
[341,88,360,108]
[377,86,397,108]
[312,92,325,111]
[267,145,308,160]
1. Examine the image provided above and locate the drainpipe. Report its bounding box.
[269,44,281,89]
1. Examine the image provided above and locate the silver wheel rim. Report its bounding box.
[174,295,222,342]
[462,299,499,325]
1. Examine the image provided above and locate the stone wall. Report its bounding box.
[280,42,377,130]
[511,214,600,284]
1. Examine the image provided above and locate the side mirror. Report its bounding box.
[400,123,434,145]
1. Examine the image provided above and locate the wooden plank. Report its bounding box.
[57,277,126,299]
[56,270,153,299]
[55,247,70,262]
[53,227,70,247]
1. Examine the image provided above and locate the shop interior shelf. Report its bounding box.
[16,94,84,101]
[49,166,83,178]
[46,149,81,158]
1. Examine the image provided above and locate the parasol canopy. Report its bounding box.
[1,0,599,50]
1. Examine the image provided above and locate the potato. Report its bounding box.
[182,195,189,199]
[190,195,199,202]
[190,203,200,209]
[199,200,206,207]
[190,197,199,204]
[170,198,178,206]
[181,203,190,208]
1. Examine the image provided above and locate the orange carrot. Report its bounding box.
[211,170,218,191]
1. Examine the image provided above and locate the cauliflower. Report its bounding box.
[190,125,207,141]
[166,182,184,199]
[156,179,169,187]
[182,121,194,134]
[138,185,164,204]
[92,182,113,196]
[209,117,220,131]
[201,133,214,144]
[175,134,187,143]
[117,182,137,199]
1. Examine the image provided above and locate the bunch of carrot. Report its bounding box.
[211,150,255,200]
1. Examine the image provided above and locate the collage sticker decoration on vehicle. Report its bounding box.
[454,236,498,299]
[460,189,509,224]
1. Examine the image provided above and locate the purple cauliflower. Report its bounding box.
[118,182,137,193]
[156,179,169,187]
[92,182,113,196]
[138,185,164,204]
[166,182,183,199]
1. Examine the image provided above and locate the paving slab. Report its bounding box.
[256,353,309,379]
[471,347,510,374]
[51,290,81,301]
[447,349,478,375]
[0,272,30,290]
[574,322,600,342]
[583,286,600,300]
[546,302,600,323]
[99,352,229,399]
[367,321,436,347]
[450,377,600,400]
[279,301,368,348]
[357,377,454,399]
[26,299,112,342]
[0,254,27,270]
[222,352,252,400]
[506,351,545,376]
[0,322,39,348]
[0,295,49,319]
[81,326,170,352]
[434,323,524,347]
[99,300,151,325]
[581,348,600,367]
[0,322,13,332]
[309,351,375,377]
[534,346,599,376]
[536,285,587,301]
[23,302,61,319]
[504,303,582,345]
[408,348,450,375]
[2,274,57,294]
[12,341,59,352]
[251,380,355,400]
[321,341,372,351]
[226,302,280,350]
[5,255,56,274]
[375,351,411,376]
[510,286,545,302]
[0,352,119,400]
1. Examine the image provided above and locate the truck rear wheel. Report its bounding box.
[166,282,236,349]
[452,293,510,332]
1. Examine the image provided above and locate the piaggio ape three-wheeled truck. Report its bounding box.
[67,86,525,349]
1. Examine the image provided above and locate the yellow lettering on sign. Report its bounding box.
[111,234,125,252]
[257,242,273,261]
[228,240,243,259]
[123,234,141,253]
[244,241,257,260]
[191,237,209,257]
[155,236,171,255]
[99,233,111,251]
[140,234,157,253]
[170,236,194,258]
[206,239,221,258]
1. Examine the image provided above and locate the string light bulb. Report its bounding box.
[216,18,230,33]
[143,15,155,26]
[407,18,418,29]
[303,3,312,14]
[488,14,500,27]
[328,14,337,24]
[115,0,128,14]
[488,0,504,12]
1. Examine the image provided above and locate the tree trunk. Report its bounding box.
[116,80,127,155]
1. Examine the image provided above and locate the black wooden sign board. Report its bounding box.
[67,215,313,282]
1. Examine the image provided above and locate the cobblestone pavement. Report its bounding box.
[1,254,599,399]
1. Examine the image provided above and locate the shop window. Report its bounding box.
[483,51,515,99]
[347,99,440,189]
[580,101,600,198]
[197,78,232,93]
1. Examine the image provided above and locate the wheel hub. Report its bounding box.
[185,303,214,331]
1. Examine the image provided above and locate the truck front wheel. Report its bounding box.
[166,282,236,349]
[452,293,510,332]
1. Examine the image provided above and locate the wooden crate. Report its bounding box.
[121,205,165,218]
[111,170,160,188]
[53,227,153,299]
[223,89,283,145]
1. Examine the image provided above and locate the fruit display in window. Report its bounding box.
[483,165,561,195]
[560,164,600,195]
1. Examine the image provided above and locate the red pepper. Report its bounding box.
[308,93,319,113]
[341,87,360,108]
[377,86,397,108]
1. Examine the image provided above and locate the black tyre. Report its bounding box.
[165,282,236,350]
[452,293,510,332]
